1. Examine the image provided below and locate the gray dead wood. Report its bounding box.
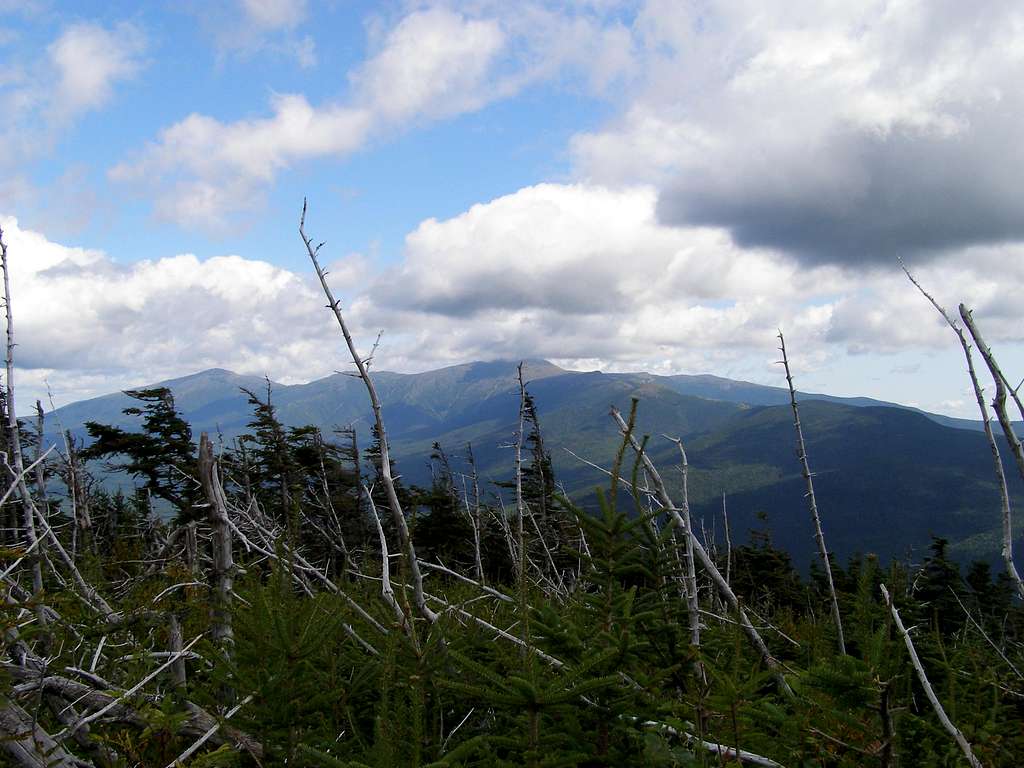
[0,698,87,768]
[880,584,982,768]
[300,200,437,624]
[722,492,733,588]
[904,269,1024,600]
[663,436,705,683]
[778,331,846,654]
[957,303,1024,598]
[168,612,186,690]
[32,508,121,623]
[514,363,528,586]
[366,485,413,636]
[611,406,794,699]
[0,226,46,634]
[6,664,263,761]
[465,442,485,583]
[198,433,235,650]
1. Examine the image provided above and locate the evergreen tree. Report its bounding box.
[237,383,300,525]
[363,422,415,519]
[82,387,197,519]
[411,442,474,567]
[913,536,965,636]
[731,513,806,612]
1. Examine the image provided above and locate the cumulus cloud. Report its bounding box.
[113,7,512,231]
[350,8,505,121]
[364,183,1024,381]
[6,177,1024,415]
[375,184,837,318]
[573,0,1024,265]
[0,216,349,407]
[110,96,372,231]
[112,3,636,232]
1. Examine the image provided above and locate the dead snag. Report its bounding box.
[778,330,846,654]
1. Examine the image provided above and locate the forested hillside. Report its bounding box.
[49,362,1024,570]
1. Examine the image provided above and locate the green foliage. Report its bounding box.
[82,386,198,518]
[411,443,475,568]
[14,392,1024,768]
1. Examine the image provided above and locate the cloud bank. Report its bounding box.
[572,0,1024,265]
[7,182,1024,414]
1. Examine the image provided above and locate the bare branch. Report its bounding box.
[300,200,437,624]
[611,404,794,699]
[778,330,846,654]
[904,266,1023,600]
[880,584,982,768]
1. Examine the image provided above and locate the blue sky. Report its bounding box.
[8,1,612,267]
[3,0,1024,417]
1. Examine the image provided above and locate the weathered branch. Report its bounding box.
[904,268,1024,599]
[300,200,436,624]
[0,698,87,768]
[0,225,46,633]
[611,405,794,698]
[778,331,846,654]
[366,485,411,635]
[197,433,235,651]
[663,435,705,682]
[880,584,982,768]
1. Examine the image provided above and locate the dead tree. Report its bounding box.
[61,431,93,557]
[0,699,85,768]
[778,331,846,654]
[464,442,485,583]
[32,401,50,536]
[514,363,528,587]
[880,584,983,768]
[197,433,235,651]
[299,200,436,624]
[0,225,46,630]
[904,268,1024,600]
[664,435,705,683]
[722,493,732,588]
[611,405,794,698]
[959,303,1024,485]
[958,305,1024,594]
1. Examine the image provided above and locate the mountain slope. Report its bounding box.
[47,361,1024,570]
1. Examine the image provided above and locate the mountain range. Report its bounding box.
[46,360,1024,571]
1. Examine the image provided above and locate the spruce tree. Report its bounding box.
[82,386,197,519]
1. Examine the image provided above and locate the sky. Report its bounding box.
[2,0,1023,418]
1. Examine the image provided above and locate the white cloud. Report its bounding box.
[240,0,307,30]
[0,20,145,160]
[113,7,510,231]
[110,96,372,231]
[351,8,505,121]
[572,0,1024,264]
[0,216,344,407]
[112,3,637,232]
[360,183,1024,386]
[5,177,1024,417]
[47,21,146,118]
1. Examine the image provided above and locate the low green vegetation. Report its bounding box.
[2,387,1022,767]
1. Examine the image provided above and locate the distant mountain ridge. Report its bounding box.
[47,360,1024,571]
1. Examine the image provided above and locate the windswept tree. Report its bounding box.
[83,387,198,519]
[411,441,475,567]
